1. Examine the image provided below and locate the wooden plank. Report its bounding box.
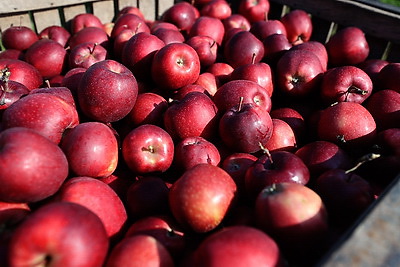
[0,0,95,14]
[92,0,115,23]
[33,9,62,33]
[62,4,87,24]
[157,0,175,19]
[118,0,138,10]
[138,0,157,21]
[318,175,400,266]
[270,0,400,44]
[0,13,32,31]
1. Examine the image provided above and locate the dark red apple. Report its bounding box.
[295,140,352,180]
[163,91,219,141]
[0,80,29,111]
[245,151,310,200]
[77,59,138,123]
[0,127,69,203]
[206,62,234,85]
[169,164,237,233]
[112,28,136,61]
[270,107,306,142]
[219,103,273,154]
[262,33,292,63]
[326,26,369,66]
[60,121,119,178]
[122,124,174,174]
[200,0,232,20]
[60,67,86,97]
[152,27,185,45]
[161,1,198,33]
[8,202,109,267]
[250,19,287,41]
[376,62,400,93]
[224,30,264,68]
[54,176,128,240]
[68,26,110,50]
[192,71,219,96]
[151,42,201,91]
[125,176,170,219]
[193,226,282,267]
[1,26,38,51]
[358,58,389,88]
[222,14,251,32]
[290,40,328,71]
[186,35,218,68]
[173,136,221,172]
[280,9,313,45]
[111,13,150,39]
[0,49,25,60]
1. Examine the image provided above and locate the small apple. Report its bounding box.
[238,0,270,23]
[280,9,313,45]
[69,41,109,69]
[38,25,71,48]
[1,26,38,51]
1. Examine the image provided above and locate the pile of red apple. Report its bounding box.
[0,0,399,266]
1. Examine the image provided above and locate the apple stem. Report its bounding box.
[45,80,51,88]
[210,40,216,49]
[336,134,346,144]
[345,153,381,174]
[259,142,273,164]
[135,22,142,35]
[238,96,244,112]
[251,53,256,64]
[347,85,368,96]
[142,145,155,153]
[89,43,98,54]
[0,67,10,84]
[0,85,6,105]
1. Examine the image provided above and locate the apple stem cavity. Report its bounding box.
[89,42,98,54]
[347,85,368,97]
[142,145,155,153]
[261,183,281,196]
[345,153,381,174]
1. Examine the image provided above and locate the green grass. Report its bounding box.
[380,0,400,7]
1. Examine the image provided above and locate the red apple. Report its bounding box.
[1,26,38,51]
[229,59,274,97]
[117,6,145,20]
[68,26,110,50]
[264,118,297,152]
[0,127,69,203]
[0,80,29,111]
[200,0,232,20]
[124,215,186,258]
[122,31,165,81]
[317,101,377,149]
[376,128,400,156]
[54,176,128,239]
[295,140,352,180]
[8,202,109,267]
[122,124,174,174]
[224,30,264,68]
[326,26,370,66]
[222,14,251,32]
[280,9,313,45]
[276,49,324,97]
[161,1,198,33]
[0,49,25,60]
[77,59,138,123]
[365,89,400,130]
[238,0,270,23]
[270,107,306,142]
[60,121,119,178]
[24,39,68,79]
[152,27,185,45]
[173,136,221,172]
[320,65,373,105]
[290,40,328,71]
[192,72,219,96]
[245,151,310,200]
[206,62,234,85]
[151,42,201,91]
[255,182,329,263]
[112,28,136,60]
[189,16,225,46]
[219,103,273,153]
[124,92,168,127]
[250,19,287,41]
[111,13,150,39]
[60,67,86,97]
[38,25,71,48]
[213,79,272,113]
[1,90,79,144]
[163,91,219,141]
[376,62,400,93]
[262,33,292,64]
[69,41,109,69]
[0,59,43,90]
[125,176,170,219]
[186,35,218,68]
[70,13,104,34]
[105,235,174,267]
[193,226,282,267]
[169,164,237,233]
[358,58,389,88]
